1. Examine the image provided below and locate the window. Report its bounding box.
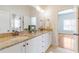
[11,16,21,31]
[58,9,77,33]
[14,18,20,28]
[31,17,37,25]
[64,19,76,31]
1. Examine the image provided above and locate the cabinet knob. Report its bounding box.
[26,43,29,45]
[23,45,26,47]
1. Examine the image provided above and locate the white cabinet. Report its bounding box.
[72,35,78,52]
[49,32,53,45]
[25,35,43,53]
[25,32,52,53]
[20,41,26,53]
[0,44,21,53]
[24,32,52,53]
[0,42,26,53]
[0,32,52,53]
[42,32,52,52]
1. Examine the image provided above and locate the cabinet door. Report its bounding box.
[42,33,49,52]
[42,32,52,52]
[20,42,26,53]
[34,35,44,53]
[72,35,78,52]
[25,40,33,53]
[58,34,78,52]
[0,44,21,53]
[25,35,43,53]
[49,32,53,45]
[0,42,26,53]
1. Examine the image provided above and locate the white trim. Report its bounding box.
[58,9,74,15]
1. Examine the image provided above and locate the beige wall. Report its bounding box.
[0,5,32,16]
[0,5,32,32]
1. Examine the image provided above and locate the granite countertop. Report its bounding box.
[0,30,52,50]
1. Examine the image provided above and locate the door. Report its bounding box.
[58,8,78,52]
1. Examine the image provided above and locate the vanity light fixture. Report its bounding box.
[32,6,50,18]
[33,6,45,13]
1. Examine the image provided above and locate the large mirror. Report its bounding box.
[0,10,37,34]
[0,10,10,33]
[11,14,24,32]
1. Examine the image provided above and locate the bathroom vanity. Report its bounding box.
[0,30,53,53]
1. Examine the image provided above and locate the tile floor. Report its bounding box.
[46,45,75,53]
